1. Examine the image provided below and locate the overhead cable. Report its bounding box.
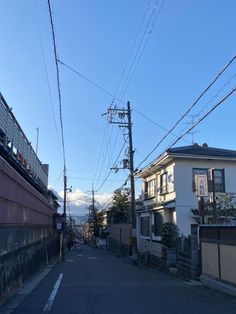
[136,54,236,169]
[47,0,67,170]
[94,141,126,193]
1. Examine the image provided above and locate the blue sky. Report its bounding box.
[0,1,236,214]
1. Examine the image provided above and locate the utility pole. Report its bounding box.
[59,167,67,262]
[211,169,217,224]
[105,101,137,258]
[127,102,137,257]
[63,168,67,219]
[92,186,96,247]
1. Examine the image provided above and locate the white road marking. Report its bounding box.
[77,254,83,257]
[65,259,74,262]
[43,273,63,312]
[88,257,97,259]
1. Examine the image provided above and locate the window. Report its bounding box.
[140,216,150,236]
[160,172,168,194]
[213,169,225,192]
[193,168,225,193]
[153,212,164,236]
[144,179,155,198]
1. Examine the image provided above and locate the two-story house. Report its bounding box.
[135,144,236,257]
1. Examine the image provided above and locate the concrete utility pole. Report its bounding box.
[127,102,137,256]
[63,168,67,219]
[106,101,137,257]
[211,169,217,224]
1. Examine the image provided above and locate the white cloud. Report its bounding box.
[55,188,113,216]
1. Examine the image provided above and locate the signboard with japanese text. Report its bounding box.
[195,174,208,197]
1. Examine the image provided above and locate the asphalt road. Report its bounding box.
[1,245,236,314]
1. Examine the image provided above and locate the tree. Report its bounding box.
[107,188,130,224]
[191,193,236,224]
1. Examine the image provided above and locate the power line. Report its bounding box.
[92,121,109,184]
[136,54,236,169]
[118,0,165,101]
[47,0,66,170]
[134,108,191,144]
[58,59,125,104]
[113,0,152,98]
[94,141,126,193]
[167,87,236,150]
[36,10,63,160]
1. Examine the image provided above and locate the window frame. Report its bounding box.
[213,169,225,193]
[144,179,155,199]
[160,172,168,194]
[140,216,150,237]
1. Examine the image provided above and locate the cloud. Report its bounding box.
[53,188,113,216]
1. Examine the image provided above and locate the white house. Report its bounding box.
[135,144,236,256]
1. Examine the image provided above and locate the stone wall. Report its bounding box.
[0,226,59,298]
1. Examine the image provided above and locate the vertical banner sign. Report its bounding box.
[196,174,208,197]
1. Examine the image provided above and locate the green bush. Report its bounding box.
[161,222,179,248]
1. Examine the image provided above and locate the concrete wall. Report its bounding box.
[0,156,53,225]
[108,224,131,256]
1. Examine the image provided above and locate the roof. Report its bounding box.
[136,144,236,178]
[167,144,236,158]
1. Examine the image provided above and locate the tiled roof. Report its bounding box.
[167,144,236,158]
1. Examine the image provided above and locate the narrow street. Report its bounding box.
[1,245,235,314]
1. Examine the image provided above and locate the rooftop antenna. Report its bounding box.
[186,114,199,145]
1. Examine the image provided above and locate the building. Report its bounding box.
[135,144,236,254]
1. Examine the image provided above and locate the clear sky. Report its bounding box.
[0,1,236,214]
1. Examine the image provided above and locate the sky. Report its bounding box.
[0,0,236,215]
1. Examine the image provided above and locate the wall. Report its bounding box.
[0,227,59,298]
[0,155,53,225]
[108,224,131,256]
[200,225,236,286]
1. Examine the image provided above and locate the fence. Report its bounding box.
[200,225,236,287]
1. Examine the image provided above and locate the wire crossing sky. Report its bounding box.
[0,0,236,215]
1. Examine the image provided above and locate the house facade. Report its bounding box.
[135,144,236,256]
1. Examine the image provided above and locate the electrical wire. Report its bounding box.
[58,59,125,104]
[47,0,66,171]
[166,87,236,150]
[136,54,236,170]
[36,10,63,160]
[94,141,127,193]
[113,0,152,98]
[134,109,191,144]
[118,0,165,102]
